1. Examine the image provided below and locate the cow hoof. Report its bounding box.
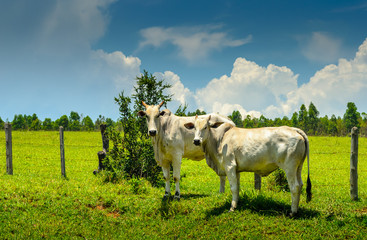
[163,191,170,199]
[228,208,235,213]
[174,192,180,201]
[289,212,297,218]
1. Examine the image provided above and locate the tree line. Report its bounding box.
[1,102,366,137]
[225,102,367,137]
[0,112,116,131]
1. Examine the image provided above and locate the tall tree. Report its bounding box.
[12,114,26,130]
[56,115,69,129]
[82,116,94,131]
[343,102,360,132]
[291,112,299,127]
[298,104,308,132]
[328,115,338,136]
[69,111,81,131]
[229,110,243,127]
[43,118,54,130]
[308,102,320,135]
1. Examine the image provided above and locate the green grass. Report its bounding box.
[1,132,367,239]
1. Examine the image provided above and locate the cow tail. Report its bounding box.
[295,128,312,202]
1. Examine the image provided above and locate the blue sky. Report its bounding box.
[1,0,367,122]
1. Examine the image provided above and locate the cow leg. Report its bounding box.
[285,167,302,217]
[219,176,226,193]
[162,163,171,198]
[172,158,182,200]
[226,166,239,212]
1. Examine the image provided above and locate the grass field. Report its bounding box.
[1,131,367,239]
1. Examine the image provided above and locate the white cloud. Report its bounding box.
[154,71,196,112]
[282,38,367,117]
[300,32,343,63]
[90,50,141,91]
[193,38,367,119]
[139,25,252,62]
[195,58,299,118]
[212,102,262,119]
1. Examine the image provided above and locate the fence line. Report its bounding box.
[3,124,361,197]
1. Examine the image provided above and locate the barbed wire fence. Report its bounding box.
[2,123,363,200]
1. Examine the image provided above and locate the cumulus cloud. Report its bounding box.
[192,38,367,119]
[282,38,367,117]
[195,58,299,118]
[154,71,196,112]
[89,50,141,91]
[300,32,343,63]
[139,25,252,62]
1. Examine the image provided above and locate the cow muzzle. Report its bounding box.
[149,130,157,136]
[193,139,201,146]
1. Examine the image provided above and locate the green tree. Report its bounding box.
[298,104,308,132]
[308,102,320,135]
[328,115,338,136]
[229,110,243,127]
[30,118,41,131]
[0,117,4,129]
[258,115,269,128]
[187,109,206,116]
[243,115,254,128]
[55,115,69,129]
[82,116,95,131]
[343,102,360,133]
[103,70,172,185]
[43,118,54,130]
[105,118,115,129]
[69,111,81,131]
[291,112,299,127]
[12,114,26,130]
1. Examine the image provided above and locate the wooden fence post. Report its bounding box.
[5,123,13,175]
[94,124,109,174]
[60,126,66,178]
[254,173,261,190]
[350,126,358,201]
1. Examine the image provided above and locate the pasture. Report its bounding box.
[1,131,367,239]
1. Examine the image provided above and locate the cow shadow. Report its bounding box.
[205,192,320,219]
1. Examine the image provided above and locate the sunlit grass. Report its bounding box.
[0,132,367,238]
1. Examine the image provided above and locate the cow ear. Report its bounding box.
[184,122,195,130]
[159,111,166,117]
[138,110,146,117]
[210,122,224,128]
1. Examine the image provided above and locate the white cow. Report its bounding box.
[186,115,312,217]
[138,101,235,199]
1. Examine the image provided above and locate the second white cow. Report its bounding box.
[138,101,235,199]
[186,115,311,217]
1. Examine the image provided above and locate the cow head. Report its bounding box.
[185,115,223,146]
[138,101,166,137]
